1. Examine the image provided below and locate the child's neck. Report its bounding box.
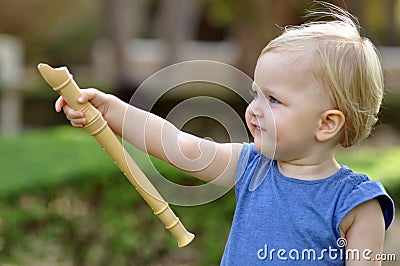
[277,156,340,181]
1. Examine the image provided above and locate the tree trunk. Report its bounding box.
[232,0,296,77]
[385,0,399,45]
[154,0,203,65]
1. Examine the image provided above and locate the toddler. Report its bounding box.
[56,3,394,265]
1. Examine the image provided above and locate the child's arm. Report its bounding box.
[340,199,385,265]
[55,88,242,187]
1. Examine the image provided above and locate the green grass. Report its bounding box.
[0,126,202,194]
[1,126,399,204]
[0,126,115,198]
[0,126,231,265]
[338,147,400,184]
[0,127,399,265]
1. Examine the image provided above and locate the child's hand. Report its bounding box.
[55,88,111,128]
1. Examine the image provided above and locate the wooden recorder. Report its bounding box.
[38,63,195,248]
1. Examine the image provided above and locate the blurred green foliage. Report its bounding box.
[337,147,400,202]
[0,127,399,265]
[0,127,110,196]
[0,127,233,265]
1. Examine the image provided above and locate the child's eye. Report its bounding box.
[269,96,281,104]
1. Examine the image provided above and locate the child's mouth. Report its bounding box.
[252,122,266,132]
[250,118,267,132]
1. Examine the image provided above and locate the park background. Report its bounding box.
[0,0,399,265]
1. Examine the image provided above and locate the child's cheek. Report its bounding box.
[244,110,254,135]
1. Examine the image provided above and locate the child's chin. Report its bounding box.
[254,143,276,159]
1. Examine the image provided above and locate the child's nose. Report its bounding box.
[249,100,263,117]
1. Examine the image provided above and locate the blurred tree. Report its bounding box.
[385,0,399,45]
[355,0,391,44]
[101,0,126,86]
[0,0,100,64]
[153,0,204,64]
[205,0,400,75]
[100,0,151,101]
[208,0,301,76]
[0,0,399,71]
[0,0,101,66]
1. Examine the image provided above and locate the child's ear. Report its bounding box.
[315,110,345,142]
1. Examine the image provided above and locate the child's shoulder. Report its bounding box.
[334,166,395,231]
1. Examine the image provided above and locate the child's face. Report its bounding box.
[245,51,333,160]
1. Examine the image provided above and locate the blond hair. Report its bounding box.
[260,3,384,147]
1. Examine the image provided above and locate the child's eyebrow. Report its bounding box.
[252,82,285,101]
[252,82,271,94]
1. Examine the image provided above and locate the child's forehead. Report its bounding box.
[254,51,333,104]
[259,49,317,65]
[255,51,317,80]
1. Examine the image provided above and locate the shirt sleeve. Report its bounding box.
[336,174,395,231]
[235,143,264,191]
[234,143,252,191]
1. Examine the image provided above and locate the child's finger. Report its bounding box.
[70,118,86,128]
[55,96,66,112]
[78,88,98,104]
[63,104,85,119]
